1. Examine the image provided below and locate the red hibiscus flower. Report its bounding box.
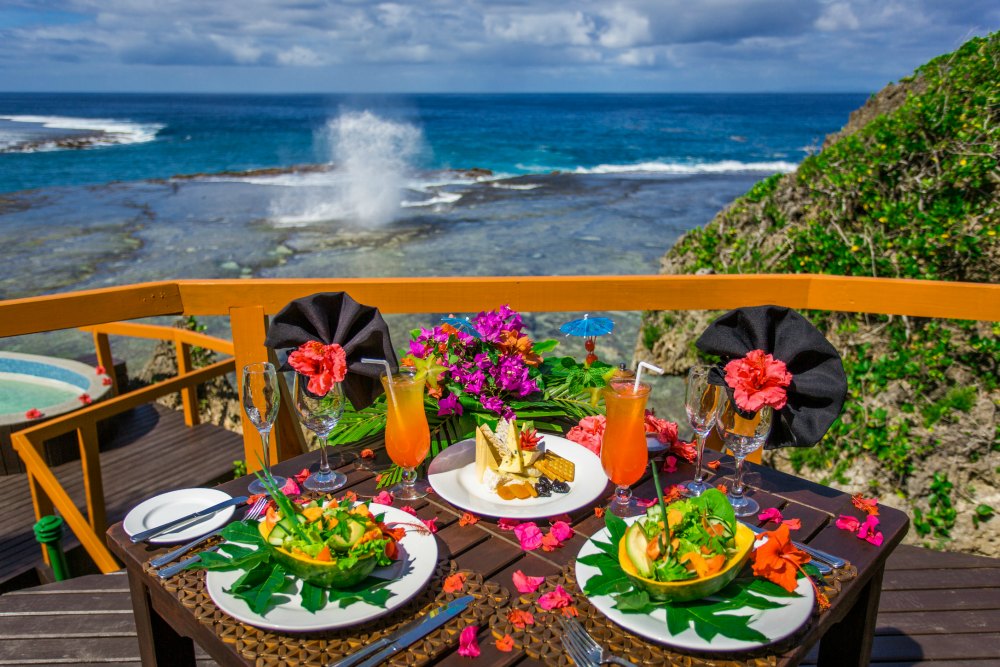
[288,341,347,395]
[724,349,793,412]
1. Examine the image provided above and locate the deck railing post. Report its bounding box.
[231,306,283,470]
[92,331,118,396]
[26,469,55,566]
[77,422,107,536]
[174,338,201,427]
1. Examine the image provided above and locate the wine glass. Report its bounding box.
[242,362,286,495]
[684,366,723,496]
[601,378,651,517]
[715,399,772,517]
[293,374,346,492]
[381,369,430,500]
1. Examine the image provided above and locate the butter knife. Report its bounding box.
[130,495,248,543]
[327,595,473,667]
[742,522,844,570]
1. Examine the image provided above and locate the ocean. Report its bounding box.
[0,92,866,385]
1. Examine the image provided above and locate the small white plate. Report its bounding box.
[206,503,438,632]
[575,518,815,652]
[427,434,608,519]
[123,488,236,544]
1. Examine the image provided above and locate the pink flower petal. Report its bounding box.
[758,507,784,524]
[372,491,394,505]
[280,477,301,496]
[549,521,574,543]
[512,570,545,594]
[422,516,439,533]
[400,505,417,515]
[458,625,480,658]
[857,514,880,540]
[514,522,543,551]
[497,518,521,531]
[538,585,573,610]
[662,455,678,473]
[634,497,656,508]
[293,468,311,483]
[835,514,861,532]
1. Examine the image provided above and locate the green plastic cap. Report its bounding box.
[34,515,65,544]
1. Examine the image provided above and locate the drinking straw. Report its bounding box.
[361,358,397,405]
[633,361,665,393]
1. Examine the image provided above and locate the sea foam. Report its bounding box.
[568,160,798,175]
[0,115,163,152]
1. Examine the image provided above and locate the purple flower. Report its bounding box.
[437,393,463,417]
[480,395,504,415]
[498,304,524,332]
[474,310,506,342]
[408,340,431,358]
[462,370,486,395]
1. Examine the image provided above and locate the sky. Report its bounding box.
[0,1,996,93]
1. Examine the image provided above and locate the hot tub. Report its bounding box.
[0,352,113,475]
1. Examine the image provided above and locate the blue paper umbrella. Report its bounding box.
[440,316,481,338]
[559,314,614,337]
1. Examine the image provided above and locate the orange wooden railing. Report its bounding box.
[2,274,998,573]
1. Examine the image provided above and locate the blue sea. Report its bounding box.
[0,93,866,367]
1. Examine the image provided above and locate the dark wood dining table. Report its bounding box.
[106,442,908,667]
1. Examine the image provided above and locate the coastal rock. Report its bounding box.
[638,34,1000,557]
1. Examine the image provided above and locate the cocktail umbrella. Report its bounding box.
[559,314,614,366]
[440,316,480,338]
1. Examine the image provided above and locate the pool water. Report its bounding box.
[0,374,81,413]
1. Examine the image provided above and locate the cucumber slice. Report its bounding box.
[624,523,655,578]
[267,523,288,546]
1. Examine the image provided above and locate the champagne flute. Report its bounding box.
[293,374,346,492]
[601,378,651,517]
[715,399,772,517]
[242,362,285,495]
[381,369,430,500]
[684,366,723,496]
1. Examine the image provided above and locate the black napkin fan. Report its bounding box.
[264,292,398,410]
[696,305,847,449]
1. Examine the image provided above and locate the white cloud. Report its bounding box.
[485,11,595,47]
[815,3,860,31]
[598,5,651,48]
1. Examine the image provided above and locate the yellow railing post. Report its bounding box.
[231,306,275,471]
[175,337,201,427]
[26,470,55,566]
[92,331,118,396]
[77,422,106,535]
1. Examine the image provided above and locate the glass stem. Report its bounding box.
[260,429,272,474]
[732,456,746,499]
[692,432,707,483]
[401,467,416,490]
[317,432,332,474]
[614,484,632,507]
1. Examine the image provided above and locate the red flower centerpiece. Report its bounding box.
[724,349,792,413]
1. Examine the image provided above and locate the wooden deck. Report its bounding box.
[0,404,244,589]
[1,541,997,665]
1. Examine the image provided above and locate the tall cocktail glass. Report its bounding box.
[601,379,651,517]
[716,400,772,517]
[241,362,286,495]
[684,366,723,496]
[293,374,346,492]
[382,369,431,500]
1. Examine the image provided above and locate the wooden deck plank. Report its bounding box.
[885,544,1000,570]
[876,609,1000,634]
[1,404,244,585]
[882,567,1000,590]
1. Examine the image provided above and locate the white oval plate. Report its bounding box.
[427,434,608,519]
[206,503,438,632]
[123,488,236,544]
[575,518,815,652]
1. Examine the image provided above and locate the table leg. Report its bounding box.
[816,563,884,667]
[126,566,196,667]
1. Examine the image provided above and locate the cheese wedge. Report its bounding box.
[496,419,525,474]
[475,424,502,483]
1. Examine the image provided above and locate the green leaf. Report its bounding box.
[240,563,290,615]
[300,582,328,613]
[614,590,653,612]
[229,561,274,593]
[582,569,633,596]
[222,521,266,546]
[605,513,628,549]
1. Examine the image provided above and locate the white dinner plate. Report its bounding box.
[575,518,815,652]
[206,503,438,632]
[427,434,608,519]
[123,488,236,544]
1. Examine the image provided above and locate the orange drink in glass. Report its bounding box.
[602,379,651,516]
[381,369,430,500]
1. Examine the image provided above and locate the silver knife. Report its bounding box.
[130,495,248,543]
[742,522,844,570]
[327,595,473,667]
[157,546,220,578]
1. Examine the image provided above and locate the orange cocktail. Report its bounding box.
[602,380,651,516]
[381,370,430,499]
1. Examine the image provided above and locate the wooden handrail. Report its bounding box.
[11,358,235,573]
[80,322,236,355]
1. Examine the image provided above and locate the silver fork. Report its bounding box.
[558,616,637,667]
[154,496,269,578]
